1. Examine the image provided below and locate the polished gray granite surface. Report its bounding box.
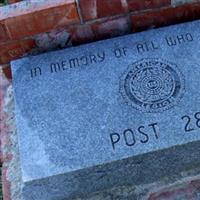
[12,20,200,200]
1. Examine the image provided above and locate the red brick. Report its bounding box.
[79,0,128,21]
[131,7,174,32]
[4,3,79,40]
[70,16,130,44]
[7,0,22,4]
[2,66,12,80]
[92,16,130,40]
[148,179,200,200]
[0,68,11,166]
[2,167,11,200]
[0,39,36,64]
[4,14,36,40]
[149,187,196,200]
[191,179,200,190]
[69,25,95,44]
[131,3,200,32]
[187,3,200,19]
[0,23,9,42]
[2,154,13,163]
[127,0,170,12]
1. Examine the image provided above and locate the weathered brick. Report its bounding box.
[148,178,200,200]
[0,23,9,42]
[91,16,130,40]
[4,14,36,40]
[79,0,128,21]
[1,65,12,80]
[0,39,36,64]
[0,0,79,43]
[186,3,200,19]
[131,3,200,32]
[128,0,171,11]
[4,3,79,40]
[70,16,130,44]
[7,0,22,4]
[69,24,95,44]
[2,167,11,200]
[149,187,195,199]
[191,179,200,191]
[0,68,13,199]
[131,7,174,32]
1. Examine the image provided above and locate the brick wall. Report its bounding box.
[1,0,200,79]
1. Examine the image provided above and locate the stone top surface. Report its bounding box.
[12,20,200,182]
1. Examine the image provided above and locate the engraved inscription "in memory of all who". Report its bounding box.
[30,32,193,78]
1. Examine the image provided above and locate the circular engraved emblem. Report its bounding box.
[120,58,185,113]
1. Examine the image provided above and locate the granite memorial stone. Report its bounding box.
[12,20,200,200]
